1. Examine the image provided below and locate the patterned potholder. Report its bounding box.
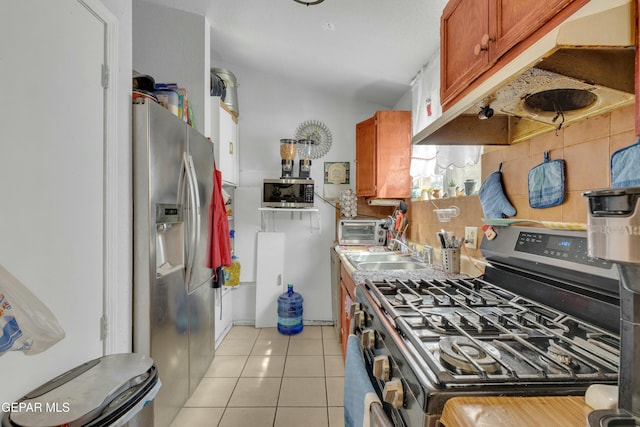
[611,138,640,188]
[528,151,565,209]
[479,163,516,218]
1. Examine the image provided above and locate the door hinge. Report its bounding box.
[101,64,110,88]
[100,315,108,341]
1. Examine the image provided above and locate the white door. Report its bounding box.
[255,232,285,328]
[0,0,107,403]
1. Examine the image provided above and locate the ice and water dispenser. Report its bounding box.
[155,203,184,277]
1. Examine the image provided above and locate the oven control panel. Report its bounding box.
[515,231,612,268]
[480,226,619,285]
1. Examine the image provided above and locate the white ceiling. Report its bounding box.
[139,0,447,107]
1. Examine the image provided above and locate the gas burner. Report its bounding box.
[439,337,502,374]
[542,341,579,373]
[394,291,422,305]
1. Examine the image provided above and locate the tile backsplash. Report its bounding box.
[407,103,637,257]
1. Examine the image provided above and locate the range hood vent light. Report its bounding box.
[524,88,598,113]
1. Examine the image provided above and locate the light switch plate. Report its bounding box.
[465,226,478,249]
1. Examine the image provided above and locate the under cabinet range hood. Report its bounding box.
[413,0,635,146]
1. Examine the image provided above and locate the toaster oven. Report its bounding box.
[338,218,387,246]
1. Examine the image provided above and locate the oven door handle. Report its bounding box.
[370,401,394,427]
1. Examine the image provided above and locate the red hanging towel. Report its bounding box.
[207,164,231,271]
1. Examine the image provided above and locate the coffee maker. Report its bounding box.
[584,187,640,426]
[297,138,314,179]
[280,139,297,178]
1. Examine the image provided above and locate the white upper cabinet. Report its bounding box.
[211,96,239,186]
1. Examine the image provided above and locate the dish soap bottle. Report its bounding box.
[224,229,241,286]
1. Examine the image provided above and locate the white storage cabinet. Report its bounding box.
[210,96,238,186]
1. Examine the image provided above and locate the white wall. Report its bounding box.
[215,60,392,323]
[133,0,210,136]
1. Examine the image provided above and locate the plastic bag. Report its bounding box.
[0,264,65,356]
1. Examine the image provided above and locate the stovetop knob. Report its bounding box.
[349,303,362,317]
[382,377,404,409]
[373,355,390,381]
[352,310,365,329]
[361,329,376,349]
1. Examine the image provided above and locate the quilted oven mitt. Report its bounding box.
[611,139,640,188]
[528,151,565,209]
[479,163,516,218]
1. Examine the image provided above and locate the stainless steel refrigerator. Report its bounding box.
[133,100,216,427]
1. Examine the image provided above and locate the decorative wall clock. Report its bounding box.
[294,120,332,159]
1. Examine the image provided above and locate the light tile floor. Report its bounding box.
[170,325,345,427]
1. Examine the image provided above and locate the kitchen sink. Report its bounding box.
[346,251,431,271]
[353,260,430,271]
[346,252,408,263]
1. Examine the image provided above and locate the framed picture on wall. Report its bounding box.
[324,161,350,184]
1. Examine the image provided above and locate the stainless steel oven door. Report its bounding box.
[354,285,433,427]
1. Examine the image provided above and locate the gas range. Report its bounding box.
[353,226,621,427]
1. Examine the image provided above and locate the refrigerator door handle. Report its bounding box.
[186,154,201,290]
[179,152,197,289]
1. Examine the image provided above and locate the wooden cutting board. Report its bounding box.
[440,396,594,427]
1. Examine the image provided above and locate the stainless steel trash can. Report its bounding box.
[2,353,160,427]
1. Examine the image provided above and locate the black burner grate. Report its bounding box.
[364,277,619,386]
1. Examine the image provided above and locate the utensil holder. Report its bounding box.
[441,248,460,274]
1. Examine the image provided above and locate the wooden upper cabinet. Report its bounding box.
[355,111,411,199]
[355,116,376,196]
[491,0,575,58]
[441,0,582,109]
[440,0,491,107]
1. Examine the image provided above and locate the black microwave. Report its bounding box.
[262,178,314,208]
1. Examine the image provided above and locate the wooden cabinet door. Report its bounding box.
[340,263,357,359]
[355,116,376,197]
[441,0,491,106]
[490,0,575,60]
[340,281,349,359]
[355,111,411,198]
[374,111,412,199]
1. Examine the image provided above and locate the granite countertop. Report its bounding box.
[350,264,470,284]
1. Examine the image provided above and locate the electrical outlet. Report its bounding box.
[465,226,478,249]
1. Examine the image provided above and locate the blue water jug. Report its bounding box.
[277,284,303,335]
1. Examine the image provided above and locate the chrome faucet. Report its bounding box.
[388,238,413,255]
[420,245,434,265]
[388,239,433,265]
